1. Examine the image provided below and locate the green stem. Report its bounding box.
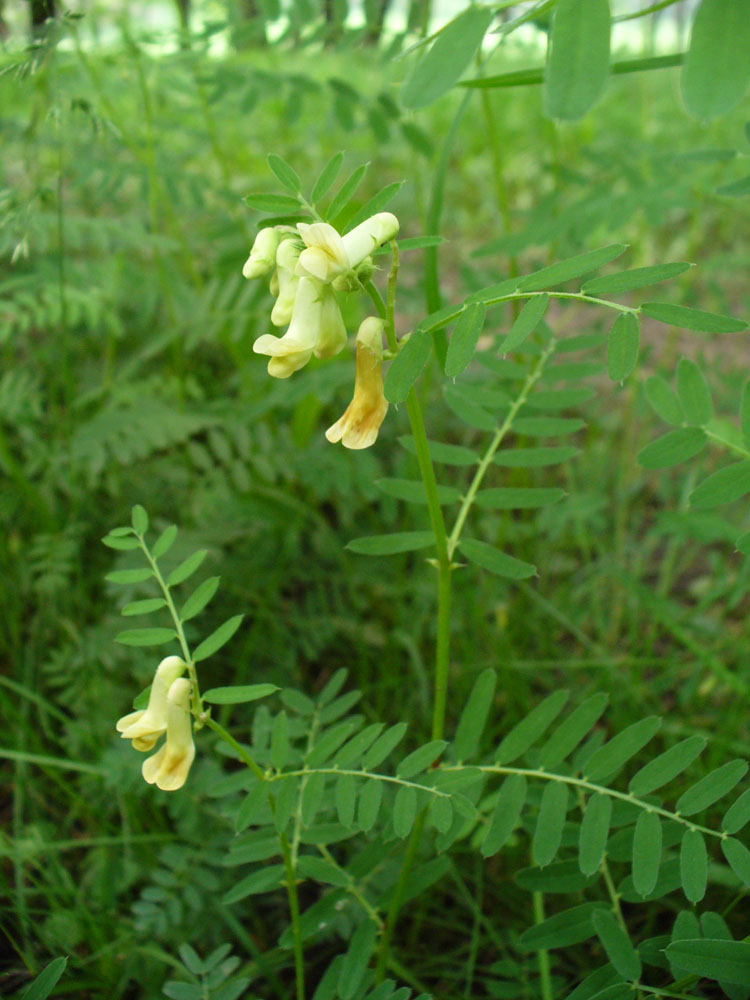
[280,832,305,1000]
[447,336,558,559]
[532,892,553,1000]
[203,716,265,782]
[139,536,203,718]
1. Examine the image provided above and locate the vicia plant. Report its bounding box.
[105,158,750,1000]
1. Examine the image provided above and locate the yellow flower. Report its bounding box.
[142,677,195,791]
[116,656,186,752]
[253,277,346,378]
[270,239,302,327]
[296,213,399,283]
[242,227,281,279]
[326,317,388,450]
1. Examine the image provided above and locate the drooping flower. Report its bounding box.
[296,213,399,283]
[270,238,302,327]
[326,317,388,450]
[116,656,186,752]
[142,677,195,791]
[242,227,281,279]
[253,277,347,378]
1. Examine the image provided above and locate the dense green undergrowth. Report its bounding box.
[2,5,750,998]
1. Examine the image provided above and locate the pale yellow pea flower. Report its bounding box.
[142,677,195,791]
[326,317,388,450]
[270,239,302,327]
[296,213,399,283]
[242,227,281,279]
[116,655,186,752]
[253,277,347,378]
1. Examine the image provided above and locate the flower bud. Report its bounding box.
[242,227,281,279]
[314,287,348,360]
[270,239,302,327]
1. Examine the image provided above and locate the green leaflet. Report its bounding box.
[398,435,479,466]
[677,358,713,425]
[244,193,301,213]
[338,919,378,1000]
[532,782,568,868]
[392,785,418,838]
[397,739,447,779]
[638,428,707,470]
[481,774,526,857]
[632,811,662,898]
[453,668,496,762]
[346,532,435,556]
[121,598,167,617]
[629,735,706,796]
[375,478,461,505]
[115,627,177,646]
[583,716,661,782]
[203,683,279,705]
[666,939,750,986]
[518,902,601,950]
[499,294,549,353]
[676,759,748,815]
[640,302,748,333]
[385,330,431,403]
[680,828,708,903]
[578,792,611,877]
[474,487,565,510]
[361,723,408,769]
[496,690,569,765]
[311,152,344,203]
[167,549,208,586]
[692,460,750,509]
[460,538,537,580]
[345,180,404,231]
[544,0,611,120]
[517,245,627,292]
[681,0,750,119]
[267,153,301,194]
[722,838,750,886]
[400,7,494,109]
[180,576,221,621]
[582,262,693,295]
[445,303,486,376]
[644,374,684,426]
[193,614,244,661]
[222,865,285,904]
[607,312,640,382]
[538,693,609,769]
[593,908,641,982]
[722,788,750,835]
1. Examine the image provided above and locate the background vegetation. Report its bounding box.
[2,1,749,997]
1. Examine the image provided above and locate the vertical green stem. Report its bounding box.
[281,831,306,1000]
[533,892,553,1000]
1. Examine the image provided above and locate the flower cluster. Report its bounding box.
[116,656,195,791]
[243,212,399,449]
